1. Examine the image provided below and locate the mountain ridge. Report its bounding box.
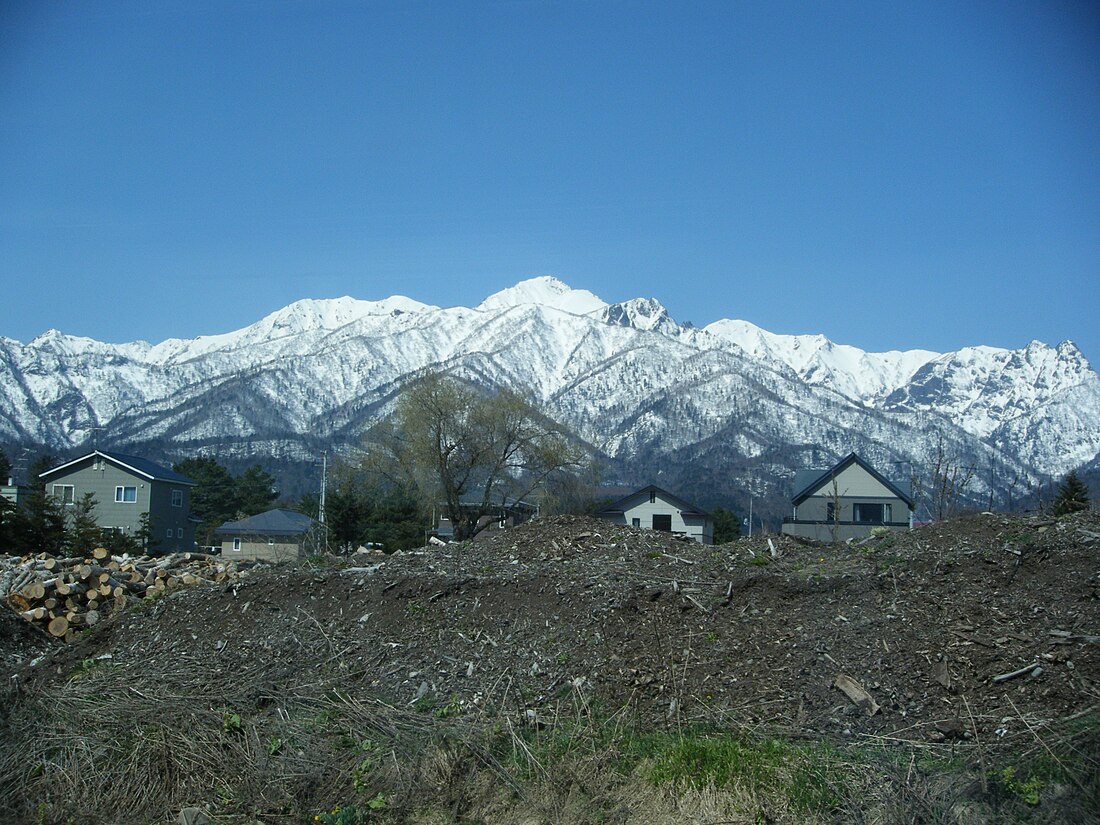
[2,276,1097,512]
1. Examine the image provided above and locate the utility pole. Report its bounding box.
[748,494,753,539]
[319,452,329,554]
[319,452,327,525]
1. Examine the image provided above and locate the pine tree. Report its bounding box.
[1053,470,1090,516]
[19,489,66,555]
[174,458,238,544]
[711,506,741,543]
[66,492,102,557]
[0,495,17,554]
[235,465,278,516]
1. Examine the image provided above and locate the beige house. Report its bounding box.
[781,453,913,542]
[596,485,714,544]
[214,508,320,562]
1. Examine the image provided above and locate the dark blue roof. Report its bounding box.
[215,508,317,536]
[595,485,713,519]
[41,450,196,485]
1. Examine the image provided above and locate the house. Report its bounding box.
[780,452,914,542]
[39,450,197,552]
[434,495,538,541]
[1,476,33,508]
[595,485,714,544]
[214,508,321,561]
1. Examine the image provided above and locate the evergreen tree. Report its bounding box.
[235,465,278,516]
[0,447,11,483]
[296,492,320,520]
[363,484,424,552]
[711,506,741,544]
[66,492,102,557]
[327,486,369,553]
[1053,470,1090,516]
[174,458,238,544]
[28,453,56,491]
[18,489,66,555]
[100,526,141,557]
[0,495,17,554]
[134,511,158,555]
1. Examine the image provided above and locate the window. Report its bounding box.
[166,528,173,538]
[631,517,641,528]
[115,486,137,503]
[653,514,672,532]
[232,538,241,552]
[853,503,885,523]
[649,491,656,503]
[52,484,75,505]
[826,502,836,521]
[177,528,184,538]
[884,504,892,523]
[171,489,183,507]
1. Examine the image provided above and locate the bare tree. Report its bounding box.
[365,373,584,541]
[829,474,843,544]
[928,432,976,520]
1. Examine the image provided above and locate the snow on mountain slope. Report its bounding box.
[1,277,1097,497]
[693,319,938,403]
[477,276,607,315]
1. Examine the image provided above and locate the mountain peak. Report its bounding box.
[476,276,608,316]
[599,297,679,335]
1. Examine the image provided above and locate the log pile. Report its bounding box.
[1,547,254,642]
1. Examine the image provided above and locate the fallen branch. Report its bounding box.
[992,662,1041,684]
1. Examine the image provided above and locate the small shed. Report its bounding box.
[215,508,320,562]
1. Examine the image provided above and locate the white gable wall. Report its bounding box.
[601,491,714,544]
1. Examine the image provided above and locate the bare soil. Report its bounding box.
[2,510,1099,824]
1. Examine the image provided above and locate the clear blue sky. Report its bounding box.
[2,0,1098,361]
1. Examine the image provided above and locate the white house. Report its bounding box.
[595,485,714,544]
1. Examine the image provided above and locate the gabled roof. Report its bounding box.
[791,452,914,508]
[595,485,713,519]
[40,450,197,486]
[214,508,317,536]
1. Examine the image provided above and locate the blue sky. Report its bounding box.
[2,0,1098,360]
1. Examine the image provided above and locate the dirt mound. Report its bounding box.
[2,511,1098,823]
[0,605,55,670]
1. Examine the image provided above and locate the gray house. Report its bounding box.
[781,452,913,542]
[214,508,321,562]
[39,450,197,553]
[596,485,715,544]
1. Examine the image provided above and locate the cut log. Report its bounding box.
[21,581,46,601]
[92,547,109,560]
[834,674,880,715]
[6,593,31,612]
[48,616,70,637]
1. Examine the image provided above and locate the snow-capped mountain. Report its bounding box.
[2,276,1097,511]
